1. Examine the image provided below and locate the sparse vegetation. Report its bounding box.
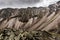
[0,28,60,40]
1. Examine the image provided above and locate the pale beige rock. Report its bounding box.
[14,18,24,29]
[28,12,49,31]
[0,19,8,29]
[42,16,60,31]
[23,18,33,29]
[7,18,16,28]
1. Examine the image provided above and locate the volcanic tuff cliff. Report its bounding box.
[0,1,60,31]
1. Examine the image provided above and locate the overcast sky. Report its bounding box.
[0,0,60,9]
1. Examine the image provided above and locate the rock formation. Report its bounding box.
[0,1,60,33]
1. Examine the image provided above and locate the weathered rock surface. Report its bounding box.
[0,1,60,32]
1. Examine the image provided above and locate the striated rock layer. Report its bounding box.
[0,1,60,32]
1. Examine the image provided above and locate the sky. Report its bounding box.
[0,0,60,9]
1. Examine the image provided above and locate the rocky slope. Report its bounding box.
[0,1,60,32]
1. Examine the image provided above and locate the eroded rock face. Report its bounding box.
[0,1,60,31]
[0,7,48,22]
